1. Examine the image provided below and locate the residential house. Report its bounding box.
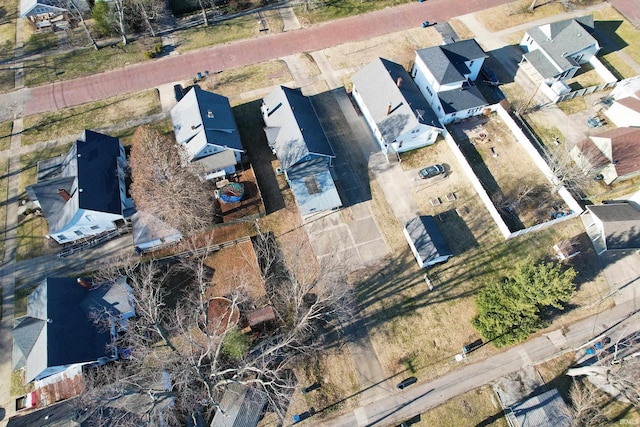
[604,75,640,127]
[411,39,490,124]
[210,382,268,427]
[568,127,640,185]
[27,130,134,245]
[404,216,453,268]
[20,0,73,30]
[261,86,342,216]
[12,277,135,384]
[351,57,442,154]
[519,15,600,86]
[507,389,572,427]
[171,86,245,181]
[583,202,640,254]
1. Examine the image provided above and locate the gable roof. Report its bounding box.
[132,211,182,248]
[404,216,452,266]
[261,86,335,170]
[616,95,640,114]
[511,389,572,427]
[171,86,244,161]
[12,278,130,383]
[589,127,640,176]
[415,40,488,85]
[210,383,268,427]
[20,0,67,17]
[587,203,640,250]
[26,130,126,234]
[524,16,598,76]
[286,158,342,215]
[438,83,488,114]
[352,57,441,143]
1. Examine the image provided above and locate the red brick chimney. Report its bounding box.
[396,77,403,88]
[386,103,392,116]
[77,278,92,289]
[57,189,71,202]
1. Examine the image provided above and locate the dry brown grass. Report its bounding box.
[416,386,507,426]
[323,27,442,71]
[201,60,292,99]
[476,0,569,33]
[594,7,640,67]
[448,18,475,41]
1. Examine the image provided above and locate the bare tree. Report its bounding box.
[544,146,605,196]
[568,379,609,427]
[129,126,216,235]
[132,0,167,37]
[83,234,352,424]
[66,0,99,50]
[196,0,214,26]
[111,0,129,45]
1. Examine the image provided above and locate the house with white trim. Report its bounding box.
[352,57,442,154]
[171,86,245,181]
[411,40,490,125]
[27,130,134,245]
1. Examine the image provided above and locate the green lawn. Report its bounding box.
[0,158,7,259]
[594,7,640,67]
[0,0,17,93]
[14,282,39,317]
[21,89,161,146]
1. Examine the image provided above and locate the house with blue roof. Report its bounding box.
[171,86,245,181]
[520,16,600,86]
[412,40,490,124]
[12,277,135,384]
[26,130,134,245]
[352,58,443,154]
[261,86,342,216]
[20,0,73,30]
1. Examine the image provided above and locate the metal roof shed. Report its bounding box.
[404,216,452,268]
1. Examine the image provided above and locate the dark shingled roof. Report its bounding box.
[438,83,488,114]
[416,40,488,85]
[261,86,335,170]
[26,130,126,234]
[210,383,268,427]
[405,216,452,265]
[587,203,640,250]
[511,389,572,427]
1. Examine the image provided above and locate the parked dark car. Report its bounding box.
[418,164,445,179]
[397,376,418,390]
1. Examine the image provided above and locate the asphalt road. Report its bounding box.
[319,297,640,427]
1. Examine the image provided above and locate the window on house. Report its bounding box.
[57,234,67,241]
[468,60,474,67]
[426,86,433,96]
[85,215,94,222]
[90,225,100,230]
[304,176,322,195]
[75,230,84,236]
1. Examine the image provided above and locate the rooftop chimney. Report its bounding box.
[386,103,392,116]
[396,77,403,88]
[77,278,92,289]
[57,188,71,202]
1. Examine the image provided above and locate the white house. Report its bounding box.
[12,277,135,383]
[352,57,442,154]
[605,76,640,127]
[27,130,134,245]
[519,15,600,85]
[583,203,640,254]
[171,86,245,181]
[412,39,490,124]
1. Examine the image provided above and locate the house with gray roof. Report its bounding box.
[605,75,640,127]
[171,86,245,181]
[411,39,490,124]
[352,57,442,154]
[26,130,134,245]
[520,15,600,86]
[20,0,75,30]
[507,389,572,427]
[12,277,134,384]
[261,86,342,216]
[404,216,452,268]
[210,383,268,427]
[583,202,640,254]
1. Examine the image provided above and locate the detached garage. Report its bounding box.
[404,216,452,268]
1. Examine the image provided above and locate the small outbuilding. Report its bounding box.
[404,216,452,268]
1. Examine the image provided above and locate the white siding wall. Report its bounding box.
[50,209,123,244]
[392,124,439,153]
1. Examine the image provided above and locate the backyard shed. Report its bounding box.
[404,216,452,268]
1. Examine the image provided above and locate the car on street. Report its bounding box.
[418,164,445,179]
[397,376,418,390]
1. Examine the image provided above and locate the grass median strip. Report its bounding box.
[21,89,161,146]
